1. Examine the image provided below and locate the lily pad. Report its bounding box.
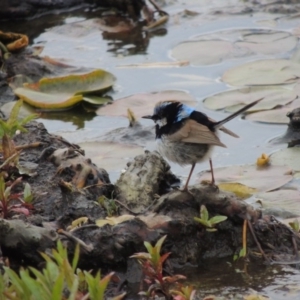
[255,190,300,216]
[171,29,297,66]
[78,141,144,171]
[222,59,300,86]
[245,98,300,124]
[97,90,197,118]
[14,70,115,110]
[270,148,300,172]
[199,164,293,195]
[203,86,297,113]
[172,40,235,65]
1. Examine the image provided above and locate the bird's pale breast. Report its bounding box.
[157,136,213,166]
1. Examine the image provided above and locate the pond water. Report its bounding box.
[3,0,300,298]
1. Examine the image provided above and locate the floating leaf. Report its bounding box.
[14,88,83,110]
[245,98,300,124]
[78,141,144,171]
[172,40,235,65]
[270,148,300,173]
[199,164,293,194]
[82,96,111,105]
[218,183,257,199]
[24,70,115,95]
[14,70,115,110]
[97,90,197,118]
[222,59,300,86]
[255,189,300,216]
[171,29,297,66]
[203,85,297,113]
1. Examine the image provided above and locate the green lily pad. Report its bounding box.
[13,70,115,110]
[199,164,293,194]
[203,85,297,113]
[222,59,300,86]
[82,96,112,105]
[171,29,297,66]
[97,90,197,118]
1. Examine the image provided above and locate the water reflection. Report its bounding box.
[38,103,96,129]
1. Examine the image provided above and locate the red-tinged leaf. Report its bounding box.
[173,296,185,300]
[163,274,186,283]
[130,253,151,260]
[159,252,171,265]
[10,206,30,215]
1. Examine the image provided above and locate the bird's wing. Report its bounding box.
[168,119,226,147]
[208,117,239,138]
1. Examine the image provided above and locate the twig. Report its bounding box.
[15,142,44,150]
[247,220,270,263]
[0,151,21,169]
[58,229,93,252]
[242,219,247,256]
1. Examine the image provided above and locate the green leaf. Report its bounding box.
[20,269,49,300]
[7,100,23,127]
[72,243,80,272]
[51,273,64,300]
[23,183,33,203]
[15,70,115,110]
[239,247,246,258]
[67,277,79,300]
[144,241,154,256]
[200,205,209,221]
[82,95,111,105]
[209,215,228,225]
[193,217,210,227]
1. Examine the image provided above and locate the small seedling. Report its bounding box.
[0,175,33,218]
[170,283,196,300]
[131,235,187,298]
[0,240,125,300]
[289,219,300,232]
[194,205,227,232]
[98,195,118,216]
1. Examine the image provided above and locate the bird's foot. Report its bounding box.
[200,180,219,192]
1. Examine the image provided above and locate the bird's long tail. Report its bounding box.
[214,98,263,129]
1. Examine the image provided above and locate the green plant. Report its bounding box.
[0,175,33,218]
[170,284,196,300]
[131,235,186,298]
[289,219,300,232]
[98,195,117,217]
[0,100,36,140]
[194,205,227,232]
[0,240,125,300]
[0,100,36,168]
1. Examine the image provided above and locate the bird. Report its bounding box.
[142,98,262,191]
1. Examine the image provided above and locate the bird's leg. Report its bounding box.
[183,163,196,191]
[209,158,215,185]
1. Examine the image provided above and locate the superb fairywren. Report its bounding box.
[142,98,262,191]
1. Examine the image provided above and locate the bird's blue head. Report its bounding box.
[142,101,195,126]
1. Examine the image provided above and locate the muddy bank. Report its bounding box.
[0,121,299,280]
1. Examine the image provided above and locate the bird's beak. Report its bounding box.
[142,115,153,119]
